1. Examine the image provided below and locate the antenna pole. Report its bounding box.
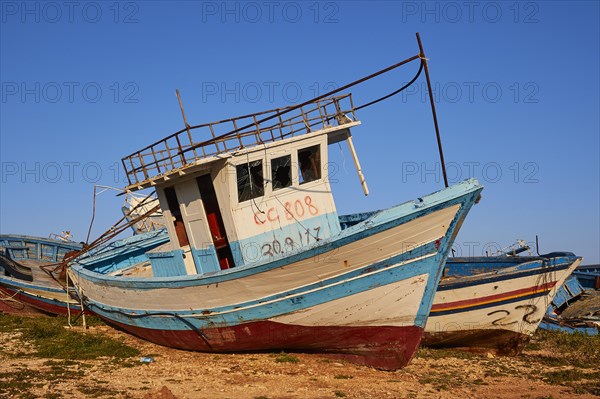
[416,32,449,188]
[176,89,193,139]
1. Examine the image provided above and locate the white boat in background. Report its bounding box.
[422,253,582,354]
[122,192,165,234]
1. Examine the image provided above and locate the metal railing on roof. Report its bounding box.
[122,94,357,186]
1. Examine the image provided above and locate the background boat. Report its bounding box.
[0,230,168,316]
[541,269,599,335]
[422,253,582,354]
[0,234,81,315]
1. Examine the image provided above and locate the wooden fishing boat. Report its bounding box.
[0,231,168,316]
[66,37,486,369]
[422,253,582,354]
[541,273,599,335]
[573,264,600,290]
[0,234,82,315]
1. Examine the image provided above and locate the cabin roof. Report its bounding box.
[122,94,360,191]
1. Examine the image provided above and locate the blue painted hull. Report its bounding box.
[0,234,82,315]
[69,179,483,369]
[542,274,599,335]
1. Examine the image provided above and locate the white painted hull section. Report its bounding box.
[70,204,461,313]
[272,273,429,327]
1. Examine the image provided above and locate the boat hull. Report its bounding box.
[82,248,446,370]
[0,234,83,316]
[0,281,83,316]
[0,286,49,316]
[423,255,582,354]
[106,319,423,369]
[70,180,483,369]
[91,257,439,369]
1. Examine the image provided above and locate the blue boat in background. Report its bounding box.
[0,231,168,316]
[572,264,600,290]
[0,234,82,315]
[541,269,599,335]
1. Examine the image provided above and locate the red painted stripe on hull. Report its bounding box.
[104,318,423,370]
[0,294,46,316]
[0,285,84,317]
[431,281,557,312]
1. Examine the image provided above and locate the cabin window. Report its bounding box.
[298,145,321,184]
[271,155,292,190]
[237,160,264,202]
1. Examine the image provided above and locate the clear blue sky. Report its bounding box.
[1,1,598,263]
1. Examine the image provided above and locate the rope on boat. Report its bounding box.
[78,285,86,329]
[47,190,159,273]
[66,270,72,327]
[80,189,160,250]
[84,185,155,244]
[0,290,25,310]
[354,60,424,111]
[183,54,423,155]
[249,49,426,231]
[132,34,448,188]
[180,38,426,154]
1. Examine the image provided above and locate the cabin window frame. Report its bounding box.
[232,137,327,205]
[270,154,293,191]
[236,159,265,203]
[297,144,322,185]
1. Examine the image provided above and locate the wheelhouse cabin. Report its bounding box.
[121,95,362,277]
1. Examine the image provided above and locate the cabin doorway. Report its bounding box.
[164,187,189,247]
[196,174,235,270]
[163,186,196,274]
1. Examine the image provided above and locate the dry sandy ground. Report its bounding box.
[0,324,598,399]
